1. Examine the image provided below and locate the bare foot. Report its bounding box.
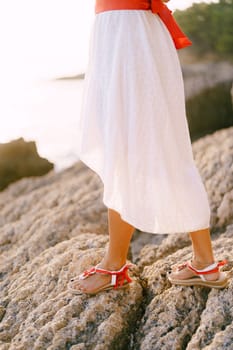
[70,260,126,294]
[170,260,220,281]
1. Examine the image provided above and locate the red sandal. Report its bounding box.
[68,263,133,295]
[168,260,229,289]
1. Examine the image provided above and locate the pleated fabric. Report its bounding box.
[77,9,211,234]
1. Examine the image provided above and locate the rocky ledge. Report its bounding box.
[0,138,53,191]
[0,127,233,350]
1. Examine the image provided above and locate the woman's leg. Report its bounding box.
[189,228,219,280]
[171,228,219,281]
[72,208,135,293]
[190,228,214,265]
[101,208,135,269]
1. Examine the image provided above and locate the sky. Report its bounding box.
[0,0,217,83]
[0,0,218,168]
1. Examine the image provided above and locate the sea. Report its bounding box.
[0,0,95,171]
[0,77,85,171]
[0,0,212,172]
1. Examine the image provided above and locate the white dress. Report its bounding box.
[77,9,211,234]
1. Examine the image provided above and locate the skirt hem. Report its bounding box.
[78,154,210,235]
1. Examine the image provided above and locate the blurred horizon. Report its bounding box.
[0,0,228,170]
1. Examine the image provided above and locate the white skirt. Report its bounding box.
[77,9,211,234]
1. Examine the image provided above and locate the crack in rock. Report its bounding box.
[0,127,233,349]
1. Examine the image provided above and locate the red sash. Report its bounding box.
[95,0,192,50]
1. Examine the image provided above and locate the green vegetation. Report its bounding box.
[174,0,233,57]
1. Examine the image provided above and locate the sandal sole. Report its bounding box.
[67,281,130,295]
[168,271,229,289]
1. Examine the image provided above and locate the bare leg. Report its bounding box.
[72,208,135,293]
[171,227,219,281]
[101,208,135,268]
[190,228,214,265]
[189,228,219,280]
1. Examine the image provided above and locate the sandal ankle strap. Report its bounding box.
[187,260,227,275]
[186,260,227,281]
[79,263,133,289]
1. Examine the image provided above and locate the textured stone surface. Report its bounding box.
[136,227,233,350]
[0,162,108,280]
[0,127,233,349]
[0,138,53,191]
[192,127,233,230]
[0,234,142,350]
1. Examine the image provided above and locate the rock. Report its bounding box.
[181,61,233,99]
[0,161,143,349]
[0,162,108,279]
[136,232,191,270]
[0,127,233,349]
[132,124,233,349]
[135,228,233,350]
[132,126,233,260]
[177,60,233,141]
[56,73,85,80]
[0,234,143,350]
[0,138,54,191]
[192,127,233,230]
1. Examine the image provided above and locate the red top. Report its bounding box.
[95,0,192,50]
